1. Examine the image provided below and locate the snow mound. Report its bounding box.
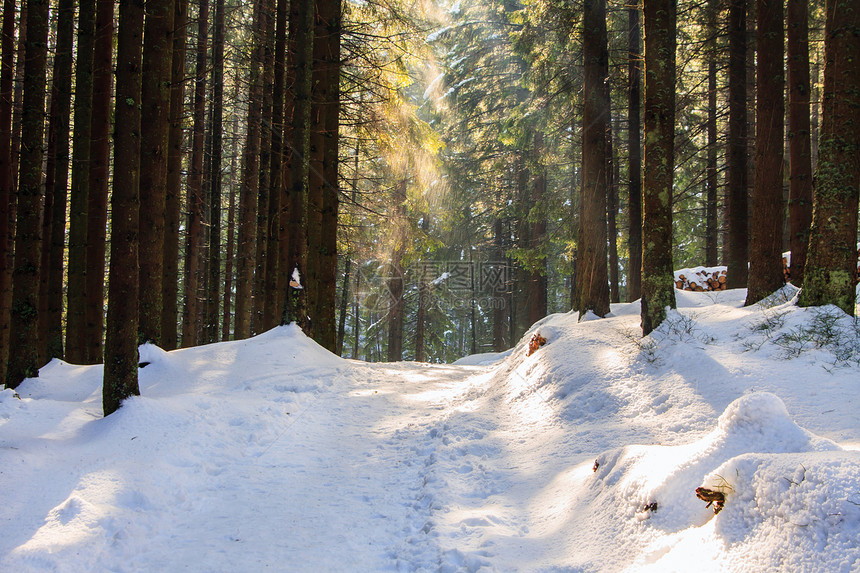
[584,393,844,570]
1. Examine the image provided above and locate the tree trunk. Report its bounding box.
[306,0,328,339]
[626,4,642,302]
[138,0,176,345]
[569,116,579,309]
[797,0,860,316]
[492,189,506,351]
[222,153,236,341]
[576,0,610,319]
[6,0,49,389]
[235,0,266,341]
[282,0,314,327]
[705,0,719,267]
[162,0,188,350]
[103,0,144,415]
[85,0,114,364]
[786,0,812,288]
[640,0,677,336]
[316,0,342,352]
[386,179,406,362]
[0,0,16,383]
[607,114,620,304]
[10,2,25,193]
[38,83,55,365]
[270,0,290,329]
[527,131,548,325]
[41,0,74,363]
[257,0,277,333]
[63,0,96,363]
[745,0,784,306]
[180,0,208,347]
[726,0,748,289]
[337,253,350,356]
[205,0,225,343]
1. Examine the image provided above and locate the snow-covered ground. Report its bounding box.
[2,287,859,572]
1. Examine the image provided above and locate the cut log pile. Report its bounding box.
[674,269,727,292]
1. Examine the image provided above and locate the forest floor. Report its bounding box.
[1,286,860,572]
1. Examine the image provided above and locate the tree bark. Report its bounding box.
[85,0,114,364]
[103,0,144,415]
[6,0,49,389]
[726,0,748,289]
[640,0,677,336]
[139,0,175,345]
[797,0,860,316]
[576,0,610,319]
[745,0,784,306]
[786,0,812,287]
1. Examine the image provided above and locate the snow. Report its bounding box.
[2,289,860,571]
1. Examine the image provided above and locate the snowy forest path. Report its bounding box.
[170,358,491,571]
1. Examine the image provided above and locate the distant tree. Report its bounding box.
[6,0,50,389]
[526,130,548,325]
[387,180,407,361]
[235,0,267,340]
[65,0,96,363]
[745,0,784,306]
[85,0,114,364]
[181,0,209,347]
[204,0,225,343]
[726,0,748,289]
[317,0,343,352]
[640,0,676,336]
[271,0,289,330]
[786,0,812,287]
[575,0,610,319]
[282,0,314,327]
[42,0,75,362]
[162,0,189,350]
[104,0,144,415]
[704,0,718,267]
[259,0,278,334]
[798,0,860,317]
